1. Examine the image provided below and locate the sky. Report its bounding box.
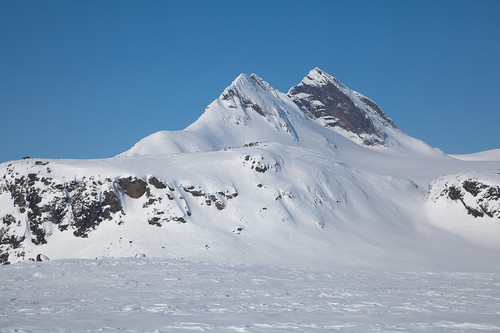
[1,0,499,163]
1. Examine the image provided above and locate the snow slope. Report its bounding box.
[450,148,500,161]
[0,68,499,271]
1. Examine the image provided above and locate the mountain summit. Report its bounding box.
[121,68,434,157]
[288,68,396,146]
[0,68,499,269]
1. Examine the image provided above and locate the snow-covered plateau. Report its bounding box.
[1,68,499,331]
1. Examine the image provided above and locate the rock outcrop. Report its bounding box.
[0,161,241,264]
[288,68,396,146]
[427,173,500,219]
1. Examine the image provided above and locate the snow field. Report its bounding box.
[1,258,500,332]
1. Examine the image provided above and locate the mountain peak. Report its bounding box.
[218,73,299,140]
[219,73,277,117]
[226,73,273,94]
[301,67,344,88]
[288,68,396,146]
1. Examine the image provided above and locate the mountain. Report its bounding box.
[288,68,396,146]
[120,68,440,158]
[1,68,499,270]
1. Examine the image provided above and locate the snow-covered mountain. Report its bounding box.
[1,68,499,270]
[120,68,440,158]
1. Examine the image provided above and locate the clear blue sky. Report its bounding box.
[1,0,499,162]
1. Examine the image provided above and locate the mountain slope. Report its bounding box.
[1,68,499,270]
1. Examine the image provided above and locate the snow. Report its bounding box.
[450,149,500,161]
[1,68,500,331]
[1,258,500,332]
[2,140,498,271]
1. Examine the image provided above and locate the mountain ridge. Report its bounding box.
[0,68,499,269]
[120,68,440,158]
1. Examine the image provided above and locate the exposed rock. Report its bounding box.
[148,176,167,189]
[101,190,123,219]
[288,68,395,146]
[0,252,9,265]
[182,185,205,197]
[181,184,238,211]
[0,231,24,249]
[118,177,147,199]
[242,154,280,173]
[36,253,50,261]
[462,180,489,197]
[148,217,162,227]
[0,165,127,256]
[429,177,500,219]
[172,217,186,223]
[2,215,17,226]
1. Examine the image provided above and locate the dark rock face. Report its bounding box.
[148,176,167,189]
[0,163,129,263]
[118,177,147,199]
[2,172,125,241]
[0,212,25,264]
[288,68,395,146]
[66,179,124,238]
[435,179,500,219]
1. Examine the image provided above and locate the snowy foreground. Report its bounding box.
[1,258,500,332]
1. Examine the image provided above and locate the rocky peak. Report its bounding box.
[288,68,396,146]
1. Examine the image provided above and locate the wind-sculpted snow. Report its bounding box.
[1,258,500,332]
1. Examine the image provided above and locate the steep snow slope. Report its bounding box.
[1,68,499,270]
